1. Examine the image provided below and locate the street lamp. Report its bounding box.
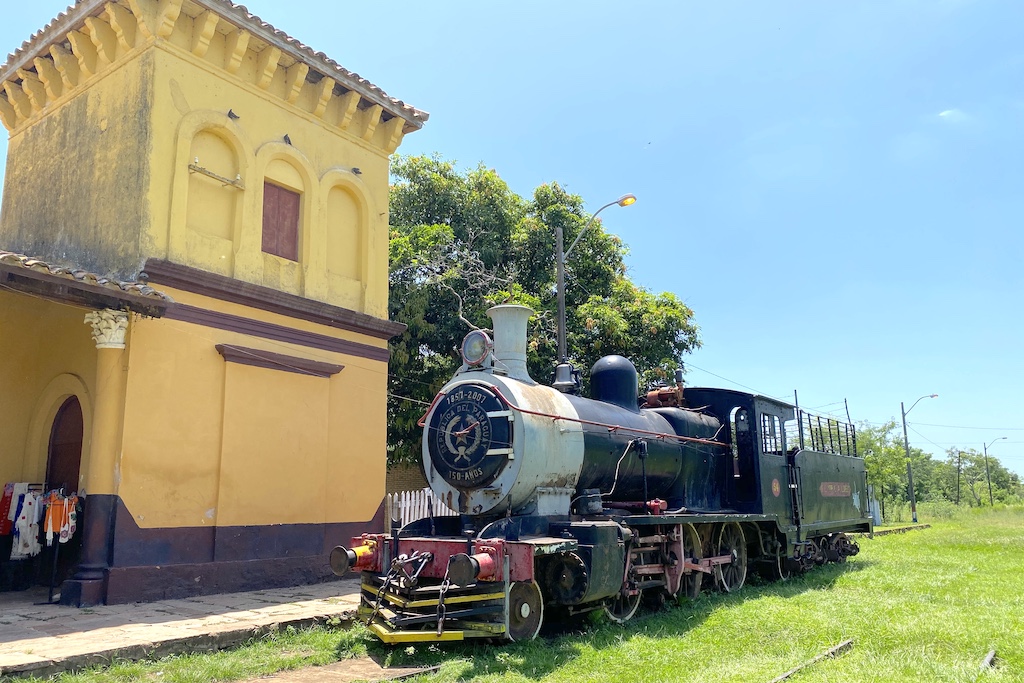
[982,436,1007,506]
[553,193,636,392]
[901,393,937,523]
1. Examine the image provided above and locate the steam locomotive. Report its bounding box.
[331,305,871,643]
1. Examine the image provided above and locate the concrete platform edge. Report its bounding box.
[0,610,357,679]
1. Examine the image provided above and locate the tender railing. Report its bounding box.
[785,412,858,457]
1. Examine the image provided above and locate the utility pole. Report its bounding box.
[982,437,1007,506]
[956,451,964,506]
[983,444,992,506]
[901,394,937,524]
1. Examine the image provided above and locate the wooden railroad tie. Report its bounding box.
[767,639,854,683]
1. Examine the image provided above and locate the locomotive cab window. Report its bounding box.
[761,414,784,455]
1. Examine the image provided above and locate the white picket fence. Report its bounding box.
[385,487,457,533]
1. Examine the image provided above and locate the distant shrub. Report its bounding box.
[882,503,910,525]
[966,503,1024,517]
[918,500,958,520]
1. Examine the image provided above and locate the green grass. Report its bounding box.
[34,509,1024,683]
[25,625,369,683]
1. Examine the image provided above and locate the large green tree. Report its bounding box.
[386,155,701,465]
[857,420,915,519]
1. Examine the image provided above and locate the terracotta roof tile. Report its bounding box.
[1,0,427,129]
[205,0,427,127]
[0,250,173,302]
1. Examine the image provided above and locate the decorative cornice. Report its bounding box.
[84,309,129,349]
[143,259,405,341]
[215,343,343,378]
[186,0,427,128]
[0,0,427,141]
[167,303,390,362]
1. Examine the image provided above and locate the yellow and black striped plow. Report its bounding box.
[358,573,507,643]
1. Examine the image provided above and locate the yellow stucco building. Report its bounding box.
[0,0,425,605]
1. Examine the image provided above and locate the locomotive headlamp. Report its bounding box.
[461,330,493,367]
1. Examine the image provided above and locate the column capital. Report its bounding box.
[84,309,129,349]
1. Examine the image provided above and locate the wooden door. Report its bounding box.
[46,396,83,493]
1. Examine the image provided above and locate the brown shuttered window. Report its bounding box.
[262,182,300,261]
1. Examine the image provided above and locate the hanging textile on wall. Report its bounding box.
[2,484,79,562]
[0,482,17,535]
[41,491,79,546]
[10,487,43,560]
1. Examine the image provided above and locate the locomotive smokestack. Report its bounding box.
[487,304,534,382]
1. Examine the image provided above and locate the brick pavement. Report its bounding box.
[0,579,361,679]
[243,660,438,682]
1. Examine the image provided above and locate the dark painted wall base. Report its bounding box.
[60,576,106,607]
[61,494,385,605]
[105,555,341,604]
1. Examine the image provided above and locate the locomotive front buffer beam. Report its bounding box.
[333,534,580,643]
[331,525,732,644]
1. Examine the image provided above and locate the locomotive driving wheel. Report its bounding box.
[507,581,544,641]
[603,582,642,624]
[680,523,703,601]
[715,522,748,593]
[774,545,793,580]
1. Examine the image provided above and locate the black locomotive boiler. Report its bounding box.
[331,305,871,643]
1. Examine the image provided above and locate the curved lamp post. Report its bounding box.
[901,393,937,523]
[982,436,1007,506]
[553,193,636,392]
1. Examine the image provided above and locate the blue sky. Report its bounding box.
[2,1,1022,475]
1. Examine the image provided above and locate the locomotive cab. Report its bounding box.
[680,389,796,516]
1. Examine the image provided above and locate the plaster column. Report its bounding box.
[62,309,129,606]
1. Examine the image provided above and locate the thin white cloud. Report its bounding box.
[938,108,969,123]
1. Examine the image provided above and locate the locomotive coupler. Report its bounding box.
[392,551,433,587]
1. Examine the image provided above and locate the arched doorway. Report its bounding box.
[46,397,83,493]
[44,397,84,587]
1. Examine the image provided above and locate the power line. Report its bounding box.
[907,425,947,451]
[685,362,790,401]
[388,393,432,407]
[808,400,846,410]
[908,421,1024,432]
[685,362,764,394]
